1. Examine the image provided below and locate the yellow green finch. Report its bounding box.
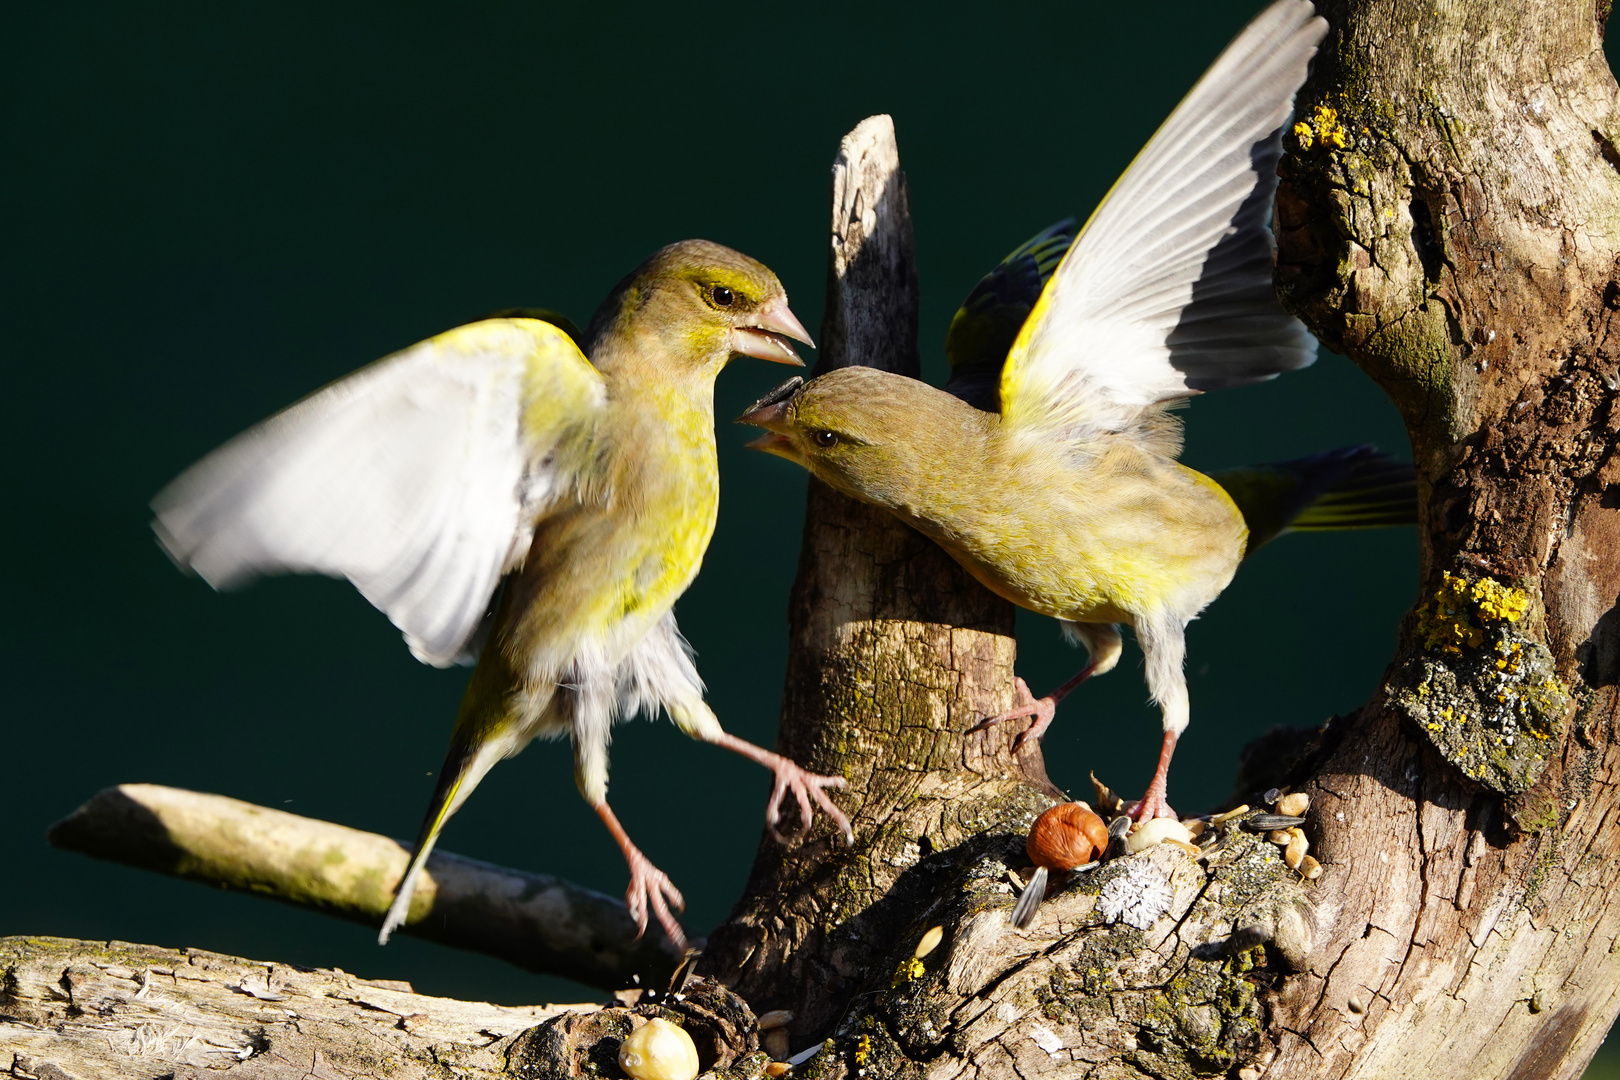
[742,1,1365,822]
[153,240,850,948]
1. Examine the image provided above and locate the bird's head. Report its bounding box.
[587,239,812,376]
[737,366,993,511]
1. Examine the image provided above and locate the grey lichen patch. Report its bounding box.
[1393,571,1570,794]
[1098,860,1175,929]
[1207,827,1305,916]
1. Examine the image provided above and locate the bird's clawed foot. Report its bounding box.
[624,846,688,950]
[1124,786,1177,824]
[705,732,853,847]
[1123,729,1180,822]
[967,677,1058,752]
[766,760,853,846]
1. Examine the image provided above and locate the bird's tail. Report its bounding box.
[1210,445,1417,554]
[378,734,508,944]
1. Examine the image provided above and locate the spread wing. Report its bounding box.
[152,318,607,667]
[999,0,1326,441]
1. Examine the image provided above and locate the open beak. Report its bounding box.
[743,428,801,462]
[731,297,814,366]
[736,385,803,462]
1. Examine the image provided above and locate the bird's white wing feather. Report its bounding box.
[1000,0,1326,440]
[152,318,606,667]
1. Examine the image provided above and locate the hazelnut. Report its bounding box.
[1014,802,1109,929]
[619,1018,699,1080]
[1027,802,1109,870]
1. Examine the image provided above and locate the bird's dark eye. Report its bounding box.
[813,430,838,448]
[710,285,735,307]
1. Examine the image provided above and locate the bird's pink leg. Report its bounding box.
[707,731,853,844]
[593,800,687,949]
[967,660,1100,750]
[1124,730,1180,822]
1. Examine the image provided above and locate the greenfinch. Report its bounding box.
[153,239,850,949]
[741,1,1350,822]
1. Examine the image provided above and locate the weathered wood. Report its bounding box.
[0,935,576,1079]
[0,936,757,1080]
[697,115,1069,1051]
[47,785,675,991]
[1260,2,1620,1077]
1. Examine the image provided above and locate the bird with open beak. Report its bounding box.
[153,239,847,949]
[741,2,1339,824]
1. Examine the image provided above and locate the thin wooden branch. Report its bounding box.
[47,785,675,991]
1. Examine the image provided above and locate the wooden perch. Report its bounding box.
[0,936,760,1080]
[46,785,676,991]
[0,935,577,1079]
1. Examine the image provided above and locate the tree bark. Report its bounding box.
[1262,1,1620,1077]
[696,115,1063,1044]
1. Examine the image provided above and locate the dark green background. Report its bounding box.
[3,3,1590,1064]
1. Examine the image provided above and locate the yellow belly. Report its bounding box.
[908,444,1248,627]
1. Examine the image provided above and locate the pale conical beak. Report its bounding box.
[743,431,799,461]
[731,297,814,366]
[736,397,802,462]
[737,399,791,431]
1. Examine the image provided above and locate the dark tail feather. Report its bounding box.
[1210,445,1417,554]
[944,219,1078,411]
[378,737,500,944]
